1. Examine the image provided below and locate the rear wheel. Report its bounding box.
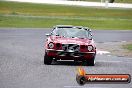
[44,53,53,65]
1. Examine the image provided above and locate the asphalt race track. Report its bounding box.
[0,28,132,88]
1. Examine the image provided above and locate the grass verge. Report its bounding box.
[0,1,132,29]
[0,15,131,29]
[123,44,132,51]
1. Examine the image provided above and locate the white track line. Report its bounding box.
[97,60,122,63]
[6,0,132,9]
[97,50,110,55]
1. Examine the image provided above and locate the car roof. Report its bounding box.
[54,25,90,31]
[54,25,73,28]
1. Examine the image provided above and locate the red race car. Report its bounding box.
[44,25,96,66]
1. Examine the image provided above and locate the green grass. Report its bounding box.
[115,0,132,3]
[0,1,132,29]
[0,15,131,29]
[123,44,132,51]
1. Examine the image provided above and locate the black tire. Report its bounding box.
[44,53,52,65]
[88,54,96,66]
[86,58,95,66]
[86,54,96,66]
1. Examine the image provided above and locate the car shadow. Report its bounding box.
[50,60,92,66]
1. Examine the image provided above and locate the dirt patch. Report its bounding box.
[96,41,132,58]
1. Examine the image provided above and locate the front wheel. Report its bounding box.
[86,58,95,66]
[44,53,53,65]
[86,54,96,66]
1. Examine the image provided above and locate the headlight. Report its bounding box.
[48,42,54,49]
[87,45,93,51]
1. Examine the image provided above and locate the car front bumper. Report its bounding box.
[45,49,96,60]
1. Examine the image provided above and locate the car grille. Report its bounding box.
[62,44,79,52]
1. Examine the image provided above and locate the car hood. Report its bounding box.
[50,36,92,45]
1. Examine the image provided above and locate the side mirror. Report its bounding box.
[45,33,51,37]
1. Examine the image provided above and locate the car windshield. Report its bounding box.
[52,27,89,39]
